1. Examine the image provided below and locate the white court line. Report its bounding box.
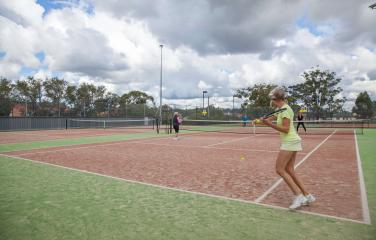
[11,139,306,157]
[204,135,256,147]
[1,131,56,137]
[0,152,368,225]
[0,130,154,147]
[8,133,308,157]
[129,141,287,154]
[113,134,307,154]
[354,130,371,224]
[254,130,337,203]
[5,137,167,156]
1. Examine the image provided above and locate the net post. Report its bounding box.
[156,118,160,134]
[169,118,172,134]
[65,118,68,130]
[103,120,106,129]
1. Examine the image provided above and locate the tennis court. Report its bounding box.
[0,118,157,144]
[1,123,370,224]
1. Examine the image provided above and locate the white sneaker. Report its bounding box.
[304,194,316,205]
[289,194,307,210]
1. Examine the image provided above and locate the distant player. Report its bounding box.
[172,112,182,140]
[296,112,307,133]
[242,114,249,127]
[259,87,315,209]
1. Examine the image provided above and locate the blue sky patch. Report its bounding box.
[37,0,65,15]
[21,66,38,76]
[37,0,94,16]
[0,51,6,60]
[36,51,45,63]
[296,15,323,36]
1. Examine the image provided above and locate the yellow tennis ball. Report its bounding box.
[255,119,262,124]
[240,156,245,160]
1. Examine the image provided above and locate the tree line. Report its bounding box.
[0,76,155,117]
[234,67,375,120]
[1,67,375,119]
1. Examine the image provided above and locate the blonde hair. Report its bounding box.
[269,87,286,100]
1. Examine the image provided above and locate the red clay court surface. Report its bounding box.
[0,128,153,144]
[2,130,370,224]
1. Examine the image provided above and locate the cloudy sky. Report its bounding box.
[0,0,375,109]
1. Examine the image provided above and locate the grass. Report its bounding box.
[0,129,375,239]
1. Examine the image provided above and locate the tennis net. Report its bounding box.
[67,118,156,130]
[172,119,364,135]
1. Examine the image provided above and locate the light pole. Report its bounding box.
[25,99,28,117]
[233,95,235,113]
[207,95,210,118]
[107,100,110,119]
[159,44,163,122]
[202,90,207,115]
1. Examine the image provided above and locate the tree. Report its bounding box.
[15,79,30,116]
[13,77,43,116]
[43,77,67,117]
[235,83,277,118]
[235,83,277,108]
[76,83,93,117]
[75,83,107,117]
[119,91,155,118]
[103,92,119,117]
[352,91,374,119]
[120,90,154,105]
[27,77,43,115]
[93,85,107,115]
[65,85,77,110]
[327,97,346,119]
[289,67,345,119]
[0,77,13,116]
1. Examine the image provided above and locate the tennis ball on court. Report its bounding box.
[240,156,245,160]
[255,119,262,124]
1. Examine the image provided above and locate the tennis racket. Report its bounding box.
[262,107,287,118]
[253,108,287,125]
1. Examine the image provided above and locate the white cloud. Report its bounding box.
[0,16,41,67]
[198,80,212,90]
[346,80,376,96]
[0,0,375,112]
[0,0,43,26]
[0,60,21,78]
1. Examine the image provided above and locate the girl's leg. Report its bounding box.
[276,151,301,195]
[173,126,178,138]
[302,123,306,132]
[285,152,309,196]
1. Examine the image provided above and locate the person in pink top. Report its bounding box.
[172,112,182,140]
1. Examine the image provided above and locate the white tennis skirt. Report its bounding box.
[280,140,302,151]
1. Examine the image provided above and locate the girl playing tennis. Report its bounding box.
[172,112,182,140]
[257,87,315,209]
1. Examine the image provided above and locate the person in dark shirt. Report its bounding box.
[172,112,182,139]
[242,114,249,127]
[296,112,306,133]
